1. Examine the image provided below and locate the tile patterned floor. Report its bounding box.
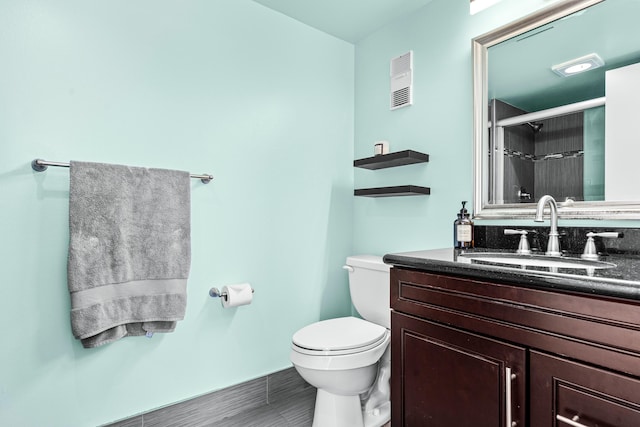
[210,387,391,427]
[211,386,316,426]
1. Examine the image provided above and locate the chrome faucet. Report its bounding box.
[534,195,561,256]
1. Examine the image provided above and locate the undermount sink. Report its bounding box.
[458,252,616,270]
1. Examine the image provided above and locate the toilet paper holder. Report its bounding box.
[209,286,254,301]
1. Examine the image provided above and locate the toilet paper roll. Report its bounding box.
[222,283,253,308]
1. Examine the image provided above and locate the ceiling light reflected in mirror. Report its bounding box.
[552,53,605,77]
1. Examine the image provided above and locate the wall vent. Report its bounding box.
[390,51,413,110]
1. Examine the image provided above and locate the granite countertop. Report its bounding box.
[383,248,640,301]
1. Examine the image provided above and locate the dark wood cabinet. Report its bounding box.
[531,351,640,427]
[393,311,525,426]
[390,267,640,427]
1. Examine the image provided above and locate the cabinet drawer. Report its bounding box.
[531,351,640,427]
[391,267,640,377]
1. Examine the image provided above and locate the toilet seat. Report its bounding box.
[292,317,388,356]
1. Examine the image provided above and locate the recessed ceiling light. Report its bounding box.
[551,53,604,77]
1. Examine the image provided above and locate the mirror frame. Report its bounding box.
[472,0,640,220]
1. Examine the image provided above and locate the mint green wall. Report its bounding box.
[4,0,639,425]
[353,0,640,256]
[0,1,353,426]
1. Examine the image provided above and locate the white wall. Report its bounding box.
[605,62,640,201]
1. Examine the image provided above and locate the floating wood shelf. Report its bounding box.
[354,185,431,197]
[354,150,429,170]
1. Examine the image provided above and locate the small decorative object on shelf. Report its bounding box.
[374,140,390,156]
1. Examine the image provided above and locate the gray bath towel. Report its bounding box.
[68,161,191,348]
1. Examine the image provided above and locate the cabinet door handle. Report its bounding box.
[557,414,589,427]
[505,367,517,427]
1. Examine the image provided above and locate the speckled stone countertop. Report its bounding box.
[384,247,640,301]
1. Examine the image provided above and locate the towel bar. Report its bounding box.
[31,158,213,184]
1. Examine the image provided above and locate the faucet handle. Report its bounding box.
[517,187,531,200]
[504,229,526,235]
[581,232,622,260]
[587,232,621,239]
[504,229,531,255]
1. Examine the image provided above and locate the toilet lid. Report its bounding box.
[292,317,387,353]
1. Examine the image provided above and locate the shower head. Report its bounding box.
[526,122,543,133]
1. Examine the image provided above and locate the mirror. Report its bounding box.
[473,0,640,219]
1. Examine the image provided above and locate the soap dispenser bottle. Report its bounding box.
[454,201,474,249]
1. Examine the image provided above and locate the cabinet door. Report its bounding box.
[391,311,526,427]
[531,351,640,427]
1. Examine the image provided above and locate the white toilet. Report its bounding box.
[290,255,391,427]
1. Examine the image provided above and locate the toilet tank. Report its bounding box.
[345,255,391,329]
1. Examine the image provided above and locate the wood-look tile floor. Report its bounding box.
[211,386,316,426]
[210,387,392,427]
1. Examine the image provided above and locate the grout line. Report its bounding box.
[266,374,270,405]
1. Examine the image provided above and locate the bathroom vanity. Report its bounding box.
[385,248,640,427]
[408,0,640,423]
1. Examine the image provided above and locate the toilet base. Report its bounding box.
[312,389,363,427]
[363,401,391,427]
[311,389,390,427]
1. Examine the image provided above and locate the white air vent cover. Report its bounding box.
[390,51,413,110]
